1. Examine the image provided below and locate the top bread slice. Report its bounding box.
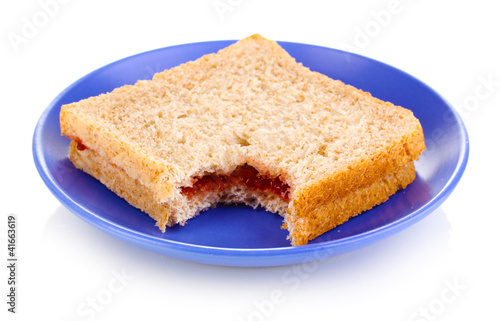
[60,34,425,245]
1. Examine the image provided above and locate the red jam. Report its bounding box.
[76,141,88,151]
[181,165,290,202]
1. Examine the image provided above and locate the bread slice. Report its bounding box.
[60,34,425,245]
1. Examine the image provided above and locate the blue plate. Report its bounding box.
[32,40,469,267]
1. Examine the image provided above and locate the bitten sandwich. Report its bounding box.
[60,34,425,246]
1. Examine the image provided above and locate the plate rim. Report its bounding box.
[32,39,470,266]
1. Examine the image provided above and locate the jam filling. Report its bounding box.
[76,141,88,151]
[74,139,88,151]
[181,165,290,202]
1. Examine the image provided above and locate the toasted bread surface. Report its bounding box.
[61,34,425,245]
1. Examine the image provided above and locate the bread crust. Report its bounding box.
[285,162,416,245]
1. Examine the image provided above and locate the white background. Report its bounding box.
[1,0,499,320]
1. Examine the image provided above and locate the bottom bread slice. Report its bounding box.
[69,140,415,245]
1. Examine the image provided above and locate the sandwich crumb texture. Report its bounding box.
[61,34,425,245]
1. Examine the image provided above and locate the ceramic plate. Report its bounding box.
[33,40,469,266]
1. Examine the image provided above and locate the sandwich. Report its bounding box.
[60,34,425,246]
